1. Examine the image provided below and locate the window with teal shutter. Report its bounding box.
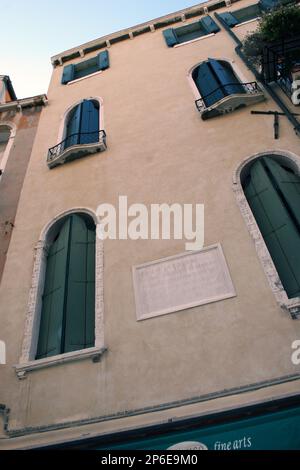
[192,59,245,107]
[163,16,220,47]
[61,50,110,84]
[243,157,300,299]
[36,214,95,359]
[64,100,99,151]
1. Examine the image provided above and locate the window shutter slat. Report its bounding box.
[200,16,220,34]
[36,218,71,359]
[61,64,75,84]
[64,215,95,353]
[97,50,110,70]
[163,28,178,47]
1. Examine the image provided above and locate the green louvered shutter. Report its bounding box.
[209,58,245,96]
[200,16,220,34]
[244,158,300,298]
[65,103,82,149]
[61,64,75,84]
[79,100,99,145]
[64,215,95,353]
[36,218,71,359]
[97,50,110,71]
[218,12,239,27]
[163,28,178,47]
[263,158,300,227]
[194,62,225,107]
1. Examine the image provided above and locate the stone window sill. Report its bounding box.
[67,70,103,85]
[14,346,107,379]
[233,17,260,28]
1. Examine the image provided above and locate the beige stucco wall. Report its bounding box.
[0,0,300,445]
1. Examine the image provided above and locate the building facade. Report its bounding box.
[1,0,300,449]
[0,76,47,283]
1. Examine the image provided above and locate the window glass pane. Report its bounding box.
[176,22,205,43]
[74,57,98,80]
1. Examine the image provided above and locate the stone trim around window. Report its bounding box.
[233,149,300,320]
[15,208,106,379]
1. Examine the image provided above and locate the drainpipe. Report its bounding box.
[214,12,300,137]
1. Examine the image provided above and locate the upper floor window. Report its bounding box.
[61,50,109,85]
[36,213,96,359]
[47,98,106,169]
[243,156,300,299]
[218,0,294,28]
[192,58,265,119]
[163,16,220,47]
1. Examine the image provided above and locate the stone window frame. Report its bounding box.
[233,149,300,320]
[15,207,106,379]
[0,122,16,179]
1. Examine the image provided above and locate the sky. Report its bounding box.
[1,0,205,98]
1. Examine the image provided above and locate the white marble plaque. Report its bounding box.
[132,244,236,320]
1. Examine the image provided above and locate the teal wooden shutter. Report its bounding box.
[208,58,245,96]
[200,16,220,34]
[163,28,178,47]
[218,12,239,27]
[194,62,225,107]
[262,158,300,227]
[36,218,71,359]
[79,100,99,144]
[244,158,300,298]
[61,64,75,84]
[64,215,95,353]
[97,50,110,70]
[65,103,82,149]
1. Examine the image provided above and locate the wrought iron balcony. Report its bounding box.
[195,81,265,120]
[47,130,107,169]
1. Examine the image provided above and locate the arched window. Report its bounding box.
[36,213,96,359]
[47,98,106,169]
[193,59,245,107]
[64,99,99,150]
[191,59,265,119]
[242,156,300,300]
[0,125,12,175]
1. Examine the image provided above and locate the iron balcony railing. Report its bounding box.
[47,130,107,163]
[195,81,262,113]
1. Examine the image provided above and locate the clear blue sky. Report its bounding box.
[1,0,204,98]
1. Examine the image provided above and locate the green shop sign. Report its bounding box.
[95,404,300,450]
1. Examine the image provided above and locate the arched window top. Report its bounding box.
[45,210,96,245]
[192,58,265,120]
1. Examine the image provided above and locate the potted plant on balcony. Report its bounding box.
[243,4,300,94]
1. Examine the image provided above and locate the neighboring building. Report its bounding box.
[0,76,47,282]
[1,0,300,450]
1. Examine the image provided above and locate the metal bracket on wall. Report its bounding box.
[251,110,300,139]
